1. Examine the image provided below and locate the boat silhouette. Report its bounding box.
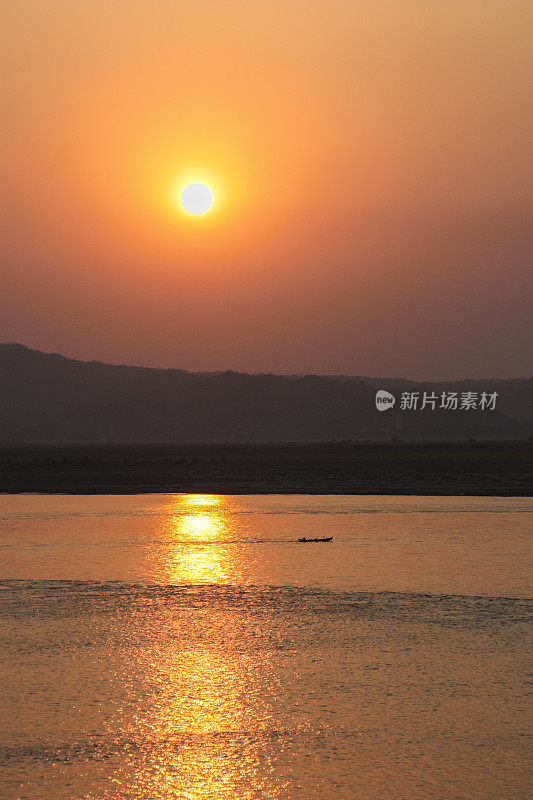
[297,536,333,542]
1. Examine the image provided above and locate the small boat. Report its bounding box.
[297,536,333,542]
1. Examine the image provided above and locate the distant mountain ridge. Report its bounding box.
[0,344,531,443]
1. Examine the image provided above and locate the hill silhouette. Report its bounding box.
[0,344,531,443]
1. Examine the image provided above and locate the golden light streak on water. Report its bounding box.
[99,495,280,799]
[161,494,239,585]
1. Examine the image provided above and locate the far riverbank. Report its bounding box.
[1,441,531,496]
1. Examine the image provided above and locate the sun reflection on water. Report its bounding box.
[180,494,223,508]
[161,494,239,585]
[108,495,281,799]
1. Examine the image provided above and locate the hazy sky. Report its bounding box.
[1,1,531,378]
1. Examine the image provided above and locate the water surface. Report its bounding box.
[0,494,531,799]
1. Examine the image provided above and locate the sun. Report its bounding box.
[180,182,213,215]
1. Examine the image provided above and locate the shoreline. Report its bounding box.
[1,441,531,496]
[3,490,530,496]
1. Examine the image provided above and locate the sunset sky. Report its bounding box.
[2,0,531,379]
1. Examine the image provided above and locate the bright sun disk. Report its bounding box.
[180,183,213,215]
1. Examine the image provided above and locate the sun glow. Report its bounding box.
[167,169,229,225]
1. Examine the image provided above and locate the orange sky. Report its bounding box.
[1,1,531,378]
